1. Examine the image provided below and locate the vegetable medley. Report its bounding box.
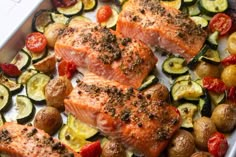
[0,0,236,157]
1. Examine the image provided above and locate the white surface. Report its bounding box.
[0,0,43,47]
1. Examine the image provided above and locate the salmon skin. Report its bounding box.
[55,21,157,89]
[65,73,181,157]
[116,0,208,61]
[0,122,80,157]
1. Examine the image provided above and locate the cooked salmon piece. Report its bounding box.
[64,72,181,157]
[116,0,208,61]
[55,21,157,89]
[0,122,80,157]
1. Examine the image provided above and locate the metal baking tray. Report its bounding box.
[0,0,235,156]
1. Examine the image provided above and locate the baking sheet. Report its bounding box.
[0,0,236,156]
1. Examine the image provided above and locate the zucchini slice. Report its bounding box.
[199,0,228,16]
[161,0,182,9]
[81,0,97,11]
[57,1,83,17]
[208,91,225,105]
[138,75,159,91]
[171,80,203,101]
[16,95,35,124]
[199,49,221,64]
[190,16,208,28]
[207,31,219,50]
[51,12,69,24]
[183,0,197,6]
[26,73,50,103]
[0,84,11,112]
[178,103,197,128]
[0,113,5,126]
[0,74,23,95]
[11,50,31,70]
[174,74,191,83]
[114,0,127,6]
[101,7,119,29]
[32,9,53,33]
[67,114,98,139]
[198,90,212,117]
[17,69,38,84]
[188,2,201,16]
[162,57,188,76]
[58,124,89,152]
[23,46,48,63]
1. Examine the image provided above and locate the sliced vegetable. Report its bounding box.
[138,75,159,91]
[68,16,91,26]
[188,2,200,16]
[0,113,5,126]
[25,32,47,53]
[207,31,219,50]
[203,77,226,93]
[16,95,35,124]
[33,54,56,74]
[190,16,208,28]
[177,103,197,128]
[26,73,50,103]
[199,49,221,64]
[97,5,112,23]
[23,46,48,63]
[0,63,21,77]
[208,132,228,157]
[0,74,23,95]
[58,124,89,152]
[52,0,77,8]
[199,0,228,16]
[58,60,77,79]
[81,0,97,11]
[160,0,182,10]
[208,91,225,105]
[183,0,197,6]
[227,32,236,54]
[198,90,211,117]
[209,13,232,36]
[162,57,188,76]
[32,10,53,33]
[57,0,83,17]
[67,114,98,139]
[174,74,191,83]
[80,141,102,157]
[17,69,38,84]
[0,84,11,112]
[10,50,31,70]
[50,12,69,24]
[171,80,203,101]
[100,7,119,29]
[114,0,127,6]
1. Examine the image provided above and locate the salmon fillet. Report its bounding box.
[64,72,181,157]
[116,0,208,61]
[55,21,157,89]
[0,122,80,157]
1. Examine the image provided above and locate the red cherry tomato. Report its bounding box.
[25,32,47,53]
[52,0,77,8]
[208,132,228,157]
[58,60,77,79]
[0,63,21,77]
[227,86,236,103]
[80,141,102,157]
[209,13,232,36]
[221,54,236,66]
[203,77,226,93]
[96,5,112,23]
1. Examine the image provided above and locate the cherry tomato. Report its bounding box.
[221,54,236,66]
[96,5,112,23]
[208,132,228,157]
[0,63,21,77]
[203,77,226,93]
[209,13,232,36]
[25,32,47,53]
[58,60,77,79]
[80,141,102,157]
[227,86,236,103]
[52,0,77,8]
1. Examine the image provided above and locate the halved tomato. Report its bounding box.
[96,5,112,23]
[25,32,47,53]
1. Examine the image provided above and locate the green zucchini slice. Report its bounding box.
[171,80,203,101]
[208,91,225,105]
[183,0,197,6]
[138,75,159,91]
[198,90,212,117]
[67,114,98,139]
[207,31,219,50]
[32,9,53,33]
[26,73,50,103]
[0,113,5,126]
[162,57,188,76]
[178,103,197,128]
[199,0,228,16]
[22,46,48,63]
[161,0,182,9]
[0,74,23,95]
[100,7,119,29]
[0,84,11,112]
[17,69,38,84]
[16,95,35,124]
[188,2,201,16]
[51,12,69,24]
[81,0,97,11]
[190,16,208,28]
[57,1,83,17]
[199,49,221,64]
[174,74,191,83]
[11,50,31,70]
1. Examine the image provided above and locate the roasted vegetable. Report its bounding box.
[221,64,236,87]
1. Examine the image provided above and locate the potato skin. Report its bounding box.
[167,129,195,157]
[211,104,236,133]
[34,106,62,135]
[45,76,73,111]
[193,117,217,150]
[33,54,56,73]
[44,23,66,47]
[143,83,169,101]
[221,64,236,87]
[191,151,213,157]
[195,61,220,78]
[102,140,126,157]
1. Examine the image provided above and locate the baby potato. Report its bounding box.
[193,117,217,151]
[33,54,56,74]
[211,104,236,133]
[34,106,62,135]
[195,61,220,78]
[44,23,66,47]
[191,151,213,157]
[102,140,126,157]
[227,32,236,54]
[45,76,73,111]
[143,83,169,101]
[221,64,236,87]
